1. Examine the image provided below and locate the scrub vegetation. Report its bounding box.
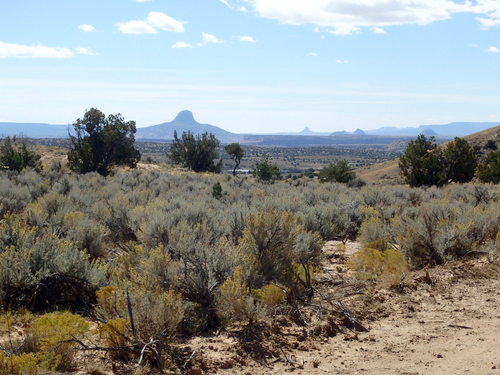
[0,125,498,374]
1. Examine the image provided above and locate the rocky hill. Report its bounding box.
[136,110,243,144]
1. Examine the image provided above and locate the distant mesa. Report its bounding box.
[330,131,348,136]
[365,122,498,137]
[330,129,366,136]
[299,126,316,135]
[135,110,243,143]
[173,110,197,124]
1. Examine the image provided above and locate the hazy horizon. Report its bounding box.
[1,111,499,135]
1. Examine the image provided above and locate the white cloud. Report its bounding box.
[172,41,193,49]
[78,24,95,32]
[336,59,349,64]
[488,46,500,53]
[328,25,360,36]
[230,0,500,34]
[146,12,185,32]
[76,47,97,56]
[202,32,224,44]
[136,0,153,2]
[237,35,256,42]
[372,27,387,34]
[219,0,247,12]
[307,52,318,57]
[0,42,73,59]
[118,12,184,35]
[478,17,500,27]
[118,20,158,34]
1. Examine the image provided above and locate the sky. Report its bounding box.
[1,0,500,133]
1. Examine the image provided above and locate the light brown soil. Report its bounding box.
[187,241,500,375]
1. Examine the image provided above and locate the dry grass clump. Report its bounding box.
[0,311,89,374]
[349,240,408,286]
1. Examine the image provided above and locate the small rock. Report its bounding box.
[219,360,234,369]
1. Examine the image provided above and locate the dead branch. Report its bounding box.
[332,301,368,332]
[62,338,141,353]
[0,344,13,356]
[182,350,197,370]
[448,324,473,330]
[138,337,158,365]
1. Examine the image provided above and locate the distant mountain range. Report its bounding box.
[272,127,332,136]
[1,111,498,146]
[0,122,70,138]
[364,122,499,137]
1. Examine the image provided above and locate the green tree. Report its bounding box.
[212,181,223,199]
[169,131,222,172]
[319,159,356,183]
[67,108,140,176]
[476,150,500,183]
[0,136,41,172]
[253,156,280,182]
[399,135,445,187]
[225,142,244,176]
[442,137,478,183]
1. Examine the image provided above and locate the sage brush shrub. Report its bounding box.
[393,201,499,267]
[241,210,323,299]
[0,165,497,345]
[0,177,31,218]
[0,216,106,311]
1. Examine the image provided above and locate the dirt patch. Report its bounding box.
[183,242,500,375]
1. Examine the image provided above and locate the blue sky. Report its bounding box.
[1,0,499,133]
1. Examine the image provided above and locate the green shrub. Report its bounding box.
[477,150,500,183]
[212,181,223,200]
[0,137,41,173]
[319,160,356,183]
[67,108,140,176]
[253,156,280,182]
[399,135,445,187]
[169,131,222,173]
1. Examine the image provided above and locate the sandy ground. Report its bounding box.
[191,241,500,375]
